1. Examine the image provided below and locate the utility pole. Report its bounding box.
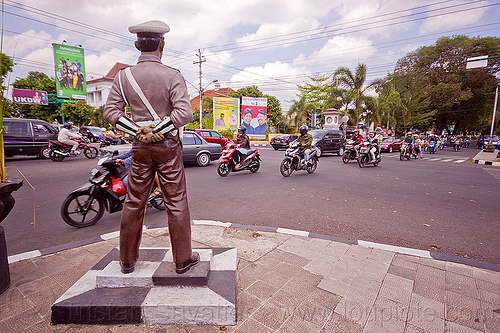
[193,49,206,129]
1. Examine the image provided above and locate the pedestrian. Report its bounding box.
[103,19,197,275]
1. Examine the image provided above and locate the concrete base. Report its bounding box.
[51,247,237,325]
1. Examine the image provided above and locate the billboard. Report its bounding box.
[213,97,240,130]
[12,89,48,105]
[241,96,268,138]
[52,43,86,100]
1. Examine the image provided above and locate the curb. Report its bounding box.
[473,159,500,166]
[8,220,500,273]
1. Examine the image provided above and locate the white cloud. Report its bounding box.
[419,0,487,35]
[2,30,53,57]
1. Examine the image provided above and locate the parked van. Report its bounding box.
[2,118,58,158]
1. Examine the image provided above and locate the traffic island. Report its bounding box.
[51,247,237,325]
[473,149,500,166]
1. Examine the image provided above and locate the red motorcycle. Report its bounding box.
[217,142,261,177]
[48,137,99,161]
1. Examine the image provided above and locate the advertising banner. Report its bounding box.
[12,89,48,105]
[52,43,86,100]
[213,97,240,130]
[241,96,268,138]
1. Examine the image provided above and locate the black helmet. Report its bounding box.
[238,125,246,134]
[63,122,73,129]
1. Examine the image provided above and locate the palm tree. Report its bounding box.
[287,95,313,132]
[333,63,374,126]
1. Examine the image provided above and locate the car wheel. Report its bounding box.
[196,152,210,167]
[389,146,393,153]
[39,146,50,159]
[273,147,279,150]
[337,146,345,156]
[316,147,323,157]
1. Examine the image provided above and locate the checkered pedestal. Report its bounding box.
[51,247,237,325]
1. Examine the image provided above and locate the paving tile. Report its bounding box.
[306,238,332,252]
[246,280,278,300]
[446,271,479,299]
[0,293,36,320]
[278,312,323,333]
[413,272,446,303]
[378,274,413,306]
[236,290,263,322]
[418,257,446,270]
[317,277,351,298]
[17,275,60,297]
[472,268,500,285]
[481,300,500,333]
[280,270,322,300]
[303,259,335,277]
[323,241,351,256]
[367,248,395,265]
[269,289,303,311]
[389,264,417,281]
[445,290,484,331]
[363,297,407,333]
[478,289,500,306]
[294,299,333,327]
[445,321,485,333]
[403,323,431,332]
[0,307,43,332]
[350,274,383,295]
[394,254,420,266]
[251,301,293,330]
[445,262,475,278]
[409,293,445,320]
[416,264,446,279]
[237,271,257,291]
[321,312,363,332]
[234,318,274,333]
[282,252,311,268]
[260,262,298,288]
[327,263,359,285]
[305,288,340,311]
[475,278,500,297]
[335,297,372,327]
[241,261,275,280]
[254,254,282,271]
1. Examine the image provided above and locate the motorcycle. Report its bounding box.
[428,141,437,154]
[61,155,165,228]
[399,142,418,160]
[464,138,471,148]
[439,140,445,150]
[217,142,261,177]
[280,141,319,177]
[357,142,381,167]
[48,137,99,161]
[342,140,358,164]
[453,140,462,152]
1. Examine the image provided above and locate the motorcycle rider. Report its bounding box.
[234,125,251,168]
[413,134,423,158]
[367,131,379,163]
[403,131,414,155]
[350,129,363,158]
[58,122,82,155]
[373,127,383,159]
[297,125,313,166]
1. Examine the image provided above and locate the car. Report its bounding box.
[101,131,221,167]
[185,129,229,149]
[476,134,500,149]
[80,126,104,142]
[2,118,58,159]
[270,134,298,150]
[309,129,346,156]
[379,136,402,153]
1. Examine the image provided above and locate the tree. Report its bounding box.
[61,101,96,126]
[393,35,500,133]
[0,53,14,90]
[287,95,313,132]
[11,72,59,121]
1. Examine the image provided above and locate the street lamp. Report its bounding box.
[466,55,499,148]
[198,80,218,129]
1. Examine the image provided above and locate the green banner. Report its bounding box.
[52,43,87,100]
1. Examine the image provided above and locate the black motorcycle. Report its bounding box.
[48,137,99,161]
[358,142,381,167]
[399,142,418,160]
[342,141,358,163]
[61,156,165,228]
[453,140,462,152]
[280,141,319,177]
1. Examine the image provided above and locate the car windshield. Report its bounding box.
[309,130,326,139]
[381,137,394,143]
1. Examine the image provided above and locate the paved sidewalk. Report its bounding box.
[1,224,500,332]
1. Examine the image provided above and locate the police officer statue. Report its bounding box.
[104,20,198,274]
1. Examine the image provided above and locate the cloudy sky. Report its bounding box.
[2,0,499,109]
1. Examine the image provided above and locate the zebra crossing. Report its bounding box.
[382,153,469,164]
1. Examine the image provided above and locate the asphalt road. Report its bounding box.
[3,144,499,265]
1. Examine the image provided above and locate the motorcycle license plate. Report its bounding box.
[90,168,100,177]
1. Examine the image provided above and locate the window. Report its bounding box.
[211,131,222,138]
[182,133,196,145]
[4,121,29,135]
[200,131,211,137]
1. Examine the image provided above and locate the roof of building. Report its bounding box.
[190,87,236,111]
[87,62,131,84]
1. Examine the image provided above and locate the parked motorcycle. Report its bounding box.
[280,141,319,177]
[357,142,381,167]
[428,141,437,154]
[217,142,261,177]
[61,155,165,228]
[48,137,99,162]
[342,140,358,163]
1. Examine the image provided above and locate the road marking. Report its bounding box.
[440,159,455,162]
[100,231,120,240]
[453,159,466,163]
[428,158,441,161]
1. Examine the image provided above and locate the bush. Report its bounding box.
[219,128,235,139]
